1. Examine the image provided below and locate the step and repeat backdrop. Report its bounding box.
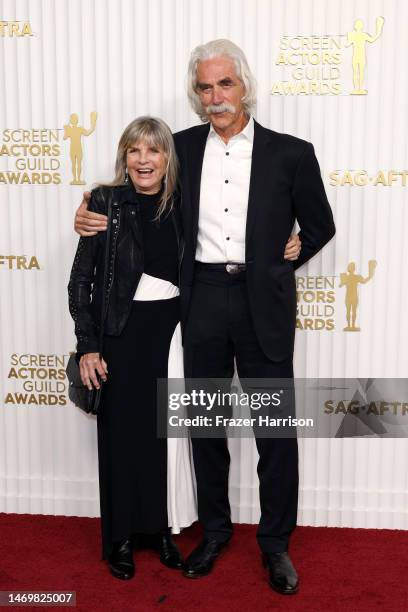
[1,0,407,528]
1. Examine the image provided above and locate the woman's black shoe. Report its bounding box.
[108,539,135,580]
[159,530,184,570]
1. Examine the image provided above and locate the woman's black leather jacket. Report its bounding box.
[68,184,183,354]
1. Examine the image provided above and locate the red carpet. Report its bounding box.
[0,514,407,611]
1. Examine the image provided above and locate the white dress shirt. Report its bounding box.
[195,116,254,263]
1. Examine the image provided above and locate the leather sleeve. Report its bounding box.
[67,188,107,354]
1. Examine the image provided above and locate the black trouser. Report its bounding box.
[183,265,298,553]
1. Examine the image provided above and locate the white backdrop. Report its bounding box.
[0,0,407,529]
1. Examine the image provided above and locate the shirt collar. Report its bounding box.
[115,182,139,204]
[208,115,254,144]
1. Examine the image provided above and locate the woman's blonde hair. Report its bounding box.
[106,116,178,217]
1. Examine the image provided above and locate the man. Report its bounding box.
[74,39,335,594]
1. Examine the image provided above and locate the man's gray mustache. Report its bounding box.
[205,103,236,114]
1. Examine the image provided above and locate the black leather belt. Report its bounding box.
[195,262,247,274]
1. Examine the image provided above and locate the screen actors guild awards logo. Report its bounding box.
[63,112,97,185]
[339,260,377,331]
[271,15,385,96]
[296,276,336,330]
[346,17,385,94]
[5,354,69,406]
[0,112,97,186]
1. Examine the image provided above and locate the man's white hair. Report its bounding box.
[187,39,257,122]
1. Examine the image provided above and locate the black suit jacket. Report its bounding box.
[173,119,335,361]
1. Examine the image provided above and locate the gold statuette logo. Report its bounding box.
[63,112,97,185]
[346,17,384,95]
[339,260,377,331]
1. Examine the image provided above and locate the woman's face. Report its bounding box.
[126,139,167,194]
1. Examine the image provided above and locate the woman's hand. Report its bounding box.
[80,353,108,390]
[284,233,301,261]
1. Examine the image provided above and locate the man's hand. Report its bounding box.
[79,353,108,390]
[74,191,108,236]
[284,233,301,261]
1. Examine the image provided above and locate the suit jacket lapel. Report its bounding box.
[245,120,271,250]
[188,123,210,249]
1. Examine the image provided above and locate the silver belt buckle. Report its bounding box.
[226,263,240,274]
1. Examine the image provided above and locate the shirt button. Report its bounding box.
[224,208,228,212]
[225,179,229,184]
[225,152,230,156]
[226,237,230,240]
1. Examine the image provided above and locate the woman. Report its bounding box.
[68,116,196,580]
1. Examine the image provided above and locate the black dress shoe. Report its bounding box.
[262,552,299,594]
[108,539,135,580]
[159,530,184,570]
[183,539,228,578]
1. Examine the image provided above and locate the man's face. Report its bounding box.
[196,55,246,133]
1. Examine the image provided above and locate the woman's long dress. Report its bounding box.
[97,190,196,559]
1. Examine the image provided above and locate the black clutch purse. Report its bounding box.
[66,200,113,415]
[66,354,103,415]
